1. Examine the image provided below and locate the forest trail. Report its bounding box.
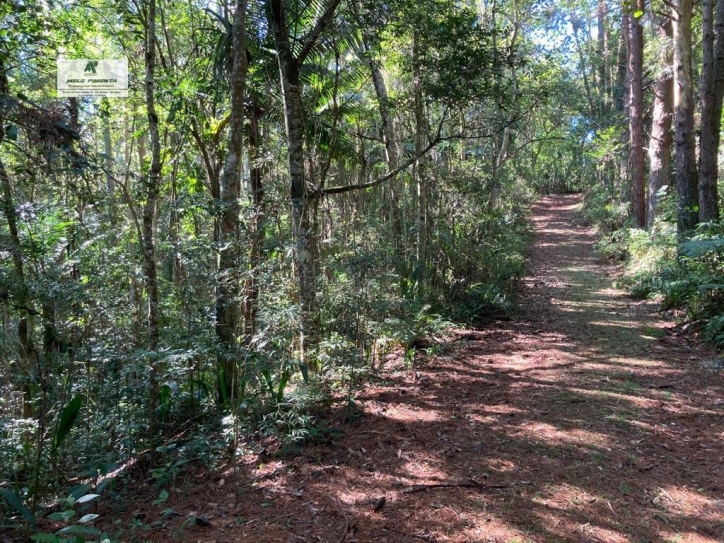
[121,194,724,543]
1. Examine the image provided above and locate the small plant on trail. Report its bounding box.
[30,486,104,543]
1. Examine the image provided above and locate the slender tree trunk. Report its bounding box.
[0,59,23,287]
[597,0,610,107]
[698,0,724,222]
[216,0,247,401]
[616,11,632,194]
[267,0,320,354]
[673,0,699,238]
[628,3,646,227]
[0,123,35,419]
[242,99,265,346]
[265,0,340,354]
[647,17,674,229]
[142,0,162,439]
[367,52,403,247]
[413,31,428,296]
[101,99,114,193]
[572,19,597,119]
[169,165,184,285]
[370,65,400,171]
[597,0,606,87]
[354,33,404,265]
[615,13,629,114]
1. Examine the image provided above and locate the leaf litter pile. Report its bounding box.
[98,194,724,542]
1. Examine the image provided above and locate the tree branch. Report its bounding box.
[661,0,679,18]
[313,111,447,198]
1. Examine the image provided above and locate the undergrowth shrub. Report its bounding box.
[582,184,628,235]
[584,186,724,349]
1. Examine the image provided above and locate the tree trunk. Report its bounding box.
[242,99,265,346]
[628,3,646,228]
[267,0,317,353]
[266,0,340,353]
[142,0,162,439]
[647,16,674,229]
[572,19,597,119]
[614,13,629,114]
[413,31,428,297]
[169,163,184,285]
[354,34,405,266]
[367,51,403,249]
[673,0,699,238]
[597,0,610,106]
[215,0,247,401]
[370,65,400,171]
[0,107,36,418]
[101,98,114,193]
[698,0,724,222]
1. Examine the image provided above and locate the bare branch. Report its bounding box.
[313,111,448,198]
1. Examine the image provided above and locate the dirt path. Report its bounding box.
[121,194,724,543]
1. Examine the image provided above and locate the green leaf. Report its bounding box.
[159,384,171,406]
[218,369,229,406]
[78,513,99,523]
[53,396,82,452]
[4,123,17,141]
[679,238,724,257]
[276,370,290,401]
[31,534,60,543]
[69,484,92,500]
[161,508,181,518]
[75,493,100,504]
[153,490,169,505]
[298,362,309,384]
[0,488,36,527]
[47,511,75,522]
[633,9,643,18]
[55,525,101,536]
[95,477,114,495]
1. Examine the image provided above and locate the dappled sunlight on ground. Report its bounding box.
[513,422,613,449]
[94,194,723,543]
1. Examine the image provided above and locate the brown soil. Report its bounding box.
[103,194,724,542]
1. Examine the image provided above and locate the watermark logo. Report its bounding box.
[57,59,128,97]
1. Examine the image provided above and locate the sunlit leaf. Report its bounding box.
[0,488,36,527]
[53,396,82,452]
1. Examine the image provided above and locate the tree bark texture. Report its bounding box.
[647,17,674,229]
[614,13,629,114]
[267,0,342,352]
[698,0,724,222]
[597,0,610,105]
[367,50,404,247]
[242,99,264,346]
[673,0,699,238]
[216,0,247,400]
[143,0,162,437]
[413,31,428,296]
[628,3,646,228]
[572,19,597,119]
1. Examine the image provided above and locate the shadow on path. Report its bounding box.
[160,194,724,543]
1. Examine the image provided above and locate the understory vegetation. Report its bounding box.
[584,186,724,348]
